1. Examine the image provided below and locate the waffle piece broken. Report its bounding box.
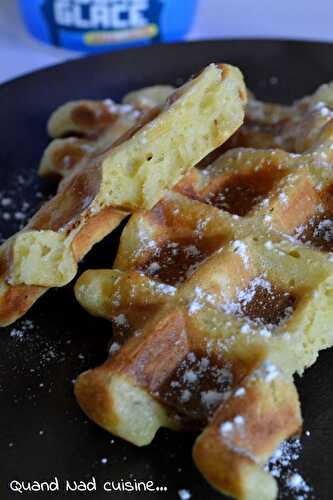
[40,77,333,183]
[39,85,175,179]
[74,115,333,499]
[0,63,246,327]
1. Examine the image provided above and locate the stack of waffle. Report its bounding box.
[75,83,333,499]
[3,61,333,499]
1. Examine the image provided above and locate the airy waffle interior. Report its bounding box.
[75,92,333,500]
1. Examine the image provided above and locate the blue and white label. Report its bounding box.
[19,0,198,52]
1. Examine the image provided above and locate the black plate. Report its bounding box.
[1,40,333,500]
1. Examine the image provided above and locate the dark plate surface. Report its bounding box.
[1,40,333,500]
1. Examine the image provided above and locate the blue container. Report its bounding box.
[18,0,198,53]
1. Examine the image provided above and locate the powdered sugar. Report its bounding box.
[251,361,280,383]
[220,415,245,436]
[234,387,246,397]
[183,370,198,384]
[9,319,34,341]
[113,313,129,327]
[262,361,280,382]
[238,277,272,305]
[315,219,333,242]
[162,352,233,417]
[200,390,225,409]
[109,341,121,355]
[178,489,191,500]
[279,191,289,205]
[267,437,312,499]
[240,323,252,334]
[146,261,161,275]
[0,173,46,242]
[287,473,310,493]
[220,421,233,434]
[188,286,217,315]
[232,240,250,269]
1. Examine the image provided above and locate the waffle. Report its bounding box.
[227,82,333,152]
[74,101,333,499]
[39,85,175,179]
[0,63,246,327]
[40,78,333,182]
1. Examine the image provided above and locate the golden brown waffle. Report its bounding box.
[39,85,175,179]
[228,82,333,152]
[0,63,246,327]
[40,79,333,183]
[75,104,333,499]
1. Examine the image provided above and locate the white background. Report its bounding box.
[0,0,332,84]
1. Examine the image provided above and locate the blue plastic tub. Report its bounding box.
[18,0,198,53]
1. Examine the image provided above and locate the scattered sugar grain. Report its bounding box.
[269,76,279,85]
[259,327,271,338]
[109,341,121,355]
[178,489,191,500]
[240,324,251,334]
[267,438,312,498]
[279,192,288,205]
[232,240,250,269]
[183,370,198,384]
[263,361,279,382]
[146,262,161,274]
[287,472,309,492]
[113,313,129,327]
[10,328,24,339]
[180,389,191,403]
[234,415,244,425]
[201,390,224,408]
[1,197,12,206]
[220,421,233,434]
[14,211,26,221]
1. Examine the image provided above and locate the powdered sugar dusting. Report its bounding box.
[178,489,191,500]
[188,286,217,315]
[0,173,46,242]
[9,319,34,341]
[267,438,312,499]
[160,352,233,418]
[220,415,245,436]
[251,361,280,383]
[232,240,250,269]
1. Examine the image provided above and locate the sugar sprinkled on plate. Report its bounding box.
[287,472,310,493]
[267,438,312,498]
[178,489,191,500]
